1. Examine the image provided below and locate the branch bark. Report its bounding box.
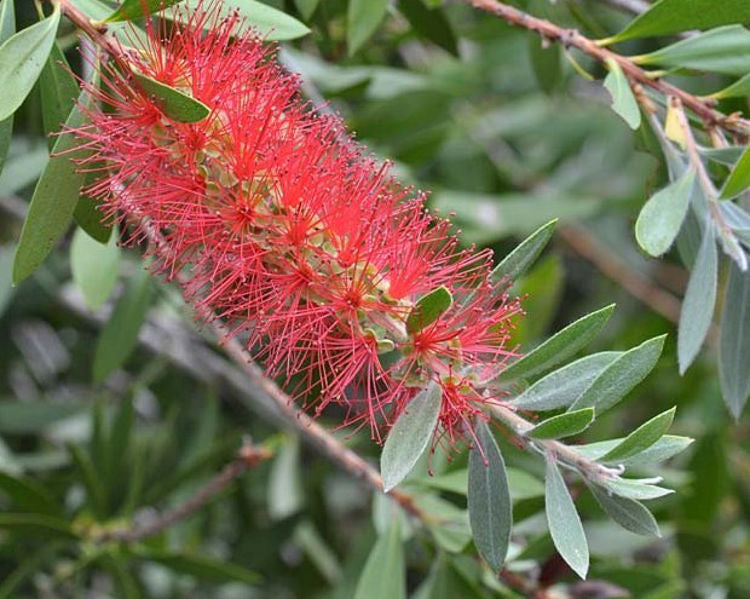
[464,0,750,138]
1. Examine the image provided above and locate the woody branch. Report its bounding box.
[464,0,750,138]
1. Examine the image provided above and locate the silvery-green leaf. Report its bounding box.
[635,168,695,257]
[719,261,750,418]
[678,223,717,373]
[70,227,120,311]
[602,478,674,500]
[468,419,511,570]
[603,58,640,129]
[600,407,676,463]
[589,484,660,536]
[512,351,622,412]
[570,335,666,413]
[545,457,589,579]
[353,518,406,599]
[527,408,595,440]
[381,383,441,492]
[494,304,615,383]
[0,8,60,122]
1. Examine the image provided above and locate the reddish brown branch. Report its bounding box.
[93,443,272,543]
[465,0,750,138]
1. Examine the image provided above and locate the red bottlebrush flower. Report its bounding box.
[71,2,522,450]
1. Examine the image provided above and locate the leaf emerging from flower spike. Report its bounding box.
[133,73,210,123]
[106,0,184,22]
[406,286,453,334]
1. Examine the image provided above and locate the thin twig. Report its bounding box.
[464,0,750,138]
[92,443,272,543]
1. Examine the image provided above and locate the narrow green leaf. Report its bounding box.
[0,8,60,121]
[545,457,589,579]
[0,0,15,175]
[576,434,693,465]
[381,383,441,492]
[589,484,660,537]
[513,352,622,412]
[0,472,61,517]
[133,72,209,123]
[719,261,750,418]
[0,245,14,317]
[105,398,134,495]
[489,219,558,285]
[468,419,512,571]
[570,335,666,414]
[105,0,184,21]
[412,554,478,599]
[71,226,121,311]
[721,145,750,199]
[398,0,458,56]
[603,58,640,130]
[93,268,153,382]
[39,42,79,146]
[0,513,77,539]
[407,286,453,334]
[635,26,750,75]
[132,548,260,583]
[712,73,750,99]
[613,0,750,41]
[635,168,696,257]
[0,543,60,599]
[678,223,717,373]
[602,478,674,500]
[67,442,107,517]
[494,304,615,383]
[527,408,595,440]
[13,84,92,285]
[348,0,389,55]
[600,407,676,463]
[180,0,310,41]
[100,556,143,599]
[74,192,113,243]
[353,519,406,599]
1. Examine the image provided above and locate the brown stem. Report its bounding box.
[464,0,750,138]
[93,443,272,543]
